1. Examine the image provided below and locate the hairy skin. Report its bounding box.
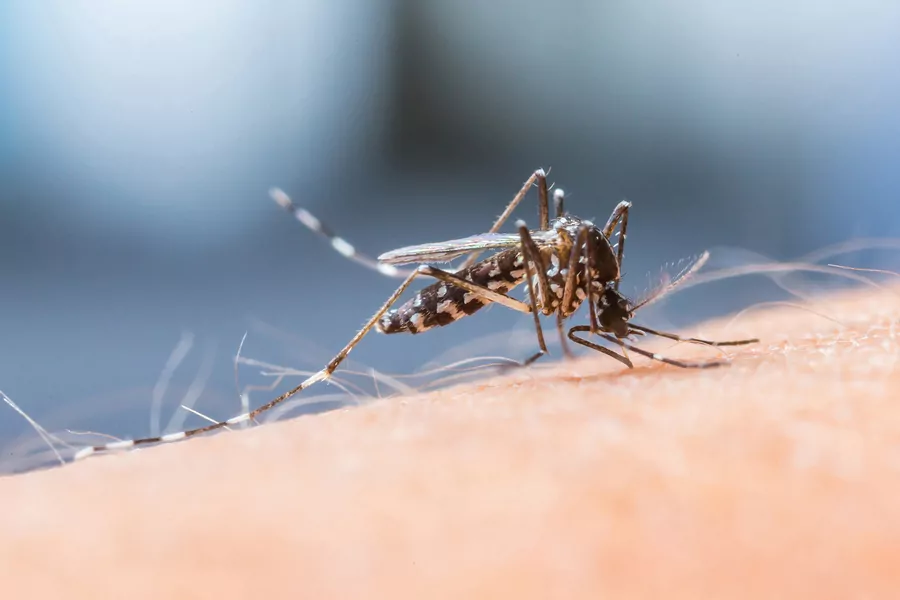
[1,286,898,599]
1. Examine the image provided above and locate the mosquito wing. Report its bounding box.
[632,251,710,311]
[378,231,556,265]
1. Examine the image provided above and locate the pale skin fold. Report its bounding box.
[1,286,899,599]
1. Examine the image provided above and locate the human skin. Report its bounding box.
[1,286,898,599]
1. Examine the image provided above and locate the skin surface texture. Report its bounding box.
[1,285,899,599]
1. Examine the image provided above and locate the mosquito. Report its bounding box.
[73,169,757,459]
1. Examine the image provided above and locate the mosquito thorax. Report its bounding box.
[550,215,620,285]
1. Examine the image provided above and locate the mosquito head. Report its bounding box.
[596,284,633,338]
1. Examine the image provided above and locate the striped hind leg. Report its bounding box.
[272,167,554,278]
[73,265,539,460]
[270,187,414,278]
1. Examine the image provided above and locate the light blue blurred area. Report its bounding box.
[1,1,899,464]
[1,0,395,241]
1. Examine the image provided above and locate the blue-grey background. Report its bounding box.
[2,1,899,466]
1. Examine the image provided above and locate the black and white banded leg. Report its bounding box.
[73,265,547,459]
[272,168,556,278]
[566,327,635,368]
[567,325,758,370]
[270,187,415,279]
[627,324,759,347]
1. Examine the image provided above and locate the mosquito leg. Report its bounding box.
[558,225,601,333]
[585,225,602,333]
[83,262,523,458]
[457,168,550,270]
[75,258,561,459]
[572,326,735,369]
[628,324,759,347]
[557,313,575,358]
[515,220,555,313]
[495,220,558,371]
[601,200,632,291]
[518,224,552,364]
[270,188,414,279]
[553,188,566,218]
[567,326,634,368]
[557,224,593,358]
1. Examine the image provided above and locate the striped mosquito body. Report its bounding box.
[378,215,620,334]
[378,247,524,334]
[72,168,758,460]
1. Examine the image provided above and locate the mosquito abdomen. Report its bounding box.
[377,249,526,334]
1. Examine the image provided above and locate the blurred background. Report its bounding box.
[2,1,899,467]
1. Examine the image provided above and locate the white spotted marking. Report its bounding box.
[331,237,355,258]
[487,280,505,291]
[463,292,477,304]
[436,300,453,314]
[437,285,448,299]
[550,283,562,297]
[269,188,292,209]
[510,269,526,279]
[414,295,423,308]
[227,413,251,425]
[652,353,664,361]
[377,263,400,277]
[295,208,321,232]
[514,254,525,266]
[575,288,586,301]
[410,312,425,327]
[106,440,135,451]
[74,447,96,460]
[553,188,565,201]
[161,431,187,443]
[488,264,502,277]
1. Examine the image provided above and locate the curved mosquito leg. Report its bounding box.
[601,200,631,290]
[567,326,633,368]
[585,226,602,333]
[628,324,759,347]
[270,188,414,279]
[458,168,550,270]
[597,330,732,369]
